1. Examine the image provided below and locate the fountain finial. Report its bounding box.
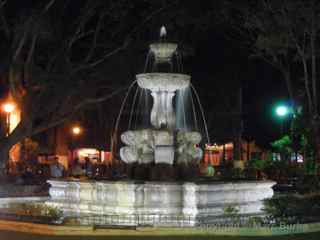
[160,25,166,38]
[150,26,176,63]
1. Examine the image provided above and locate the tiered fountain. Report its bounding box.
[47,27,275,226]
[120,27,202,180]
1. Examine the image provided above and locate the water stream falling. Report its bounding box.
[128,86,140,130]
[190,83,211,144]
[112,80,138,141]
[142,89,151,127]
[190,89,198,131]
[143,50,152,73]
[176,52,183,73]
[134,88,145,129]
[175,88,188,130]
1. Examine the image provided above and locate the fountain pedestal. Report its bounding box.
[121,40,196,168]
[155,146,174,164]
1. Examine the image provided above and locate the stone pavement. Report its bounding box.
[0,230,320,240]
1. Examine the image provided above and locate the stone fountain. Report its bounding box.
[120,31,202,180]
[47,27,275,226]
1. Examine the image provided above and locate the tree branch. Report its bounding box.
[84,13,105,62]
[32,85,129,136]
[0,0,9,37]
[42,0,56,14]
[72,1,178,73]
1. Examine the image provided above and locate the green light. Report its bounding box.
[276,105,288,117]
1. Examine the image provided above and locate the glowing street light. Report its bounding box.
[2,102,16,136]
[3,102,15,113]
[72,126,82,136]
[70,125,82,159]
[275,105,289,117]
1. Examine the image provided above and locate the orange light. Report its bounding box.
[72,126,82,135]
[3,102,15,113]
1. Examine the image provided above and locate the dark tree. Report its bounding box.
[221,0,320,165]
[0,0,176,177]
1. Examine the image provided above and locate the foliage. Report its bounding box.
[230,168,245,180]
[248,158,267,170]
[304,146,317,175]
[7,203,63,220]
[223,204,239,216]
[271,135,294,166]
[271,136,292,153]
[223,204,241,224]
[0,0,182,173]
[264,194,320,224]
[296,175,320,194]
[247,216,264,226]
[220,162,246,180]
[222,0,320,166]
[244,152,275,180]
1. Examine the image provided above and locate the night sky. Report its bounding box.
[182,31,289,147]
[0,0,290,149]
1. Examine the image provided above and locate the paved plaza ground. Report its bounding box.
[0,230,319,240]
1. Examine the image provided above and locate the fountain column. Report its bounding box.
[151,91,176,129]
[120,28,198,167]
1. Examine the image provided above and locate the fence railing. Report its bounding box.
[67,214,196,227]
[65,213,269,227]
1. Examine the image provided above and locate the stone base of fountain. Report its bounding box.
[47,179,275,226]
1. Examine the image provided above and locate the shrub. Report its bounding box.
[296,175,320,194]
[223,204,239,216]
[223,204,240,224]
[264,194,320,224]
[247,216,264,226]
[7,203,63,220]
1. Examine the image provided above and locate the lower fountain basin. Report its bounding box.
[47,180,275,226]
[137,73,190,92]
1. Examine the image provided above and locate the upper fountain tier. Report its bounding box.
[150,42,177,63]
[138,32,189,92]
[137,73,190,92]
[135,29,191,129]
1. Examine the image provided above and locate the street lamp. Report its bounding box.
[3,102,15,114]
[2,102,15,136]
[70,125,82,160]
[72,126,82,136]
[275,104,290,135]
[276,105,288,117]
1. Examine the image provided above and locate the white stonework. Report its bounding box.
[137,73,190,129]
[154,146,175,164]
[176,131,203,165]
[120,129,202,165]
[47,180,276,226]
[150,43,177,63]
[137,73,190,92]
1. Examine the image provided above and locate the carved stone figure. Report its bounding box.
[176,131,203,165]
[120,129,154,164]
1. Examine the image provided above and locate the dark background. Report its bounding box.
[0,0,290,149]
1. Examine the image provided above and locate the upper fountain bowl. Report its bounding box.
[150,43,177,63]
[137,73,190,92]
